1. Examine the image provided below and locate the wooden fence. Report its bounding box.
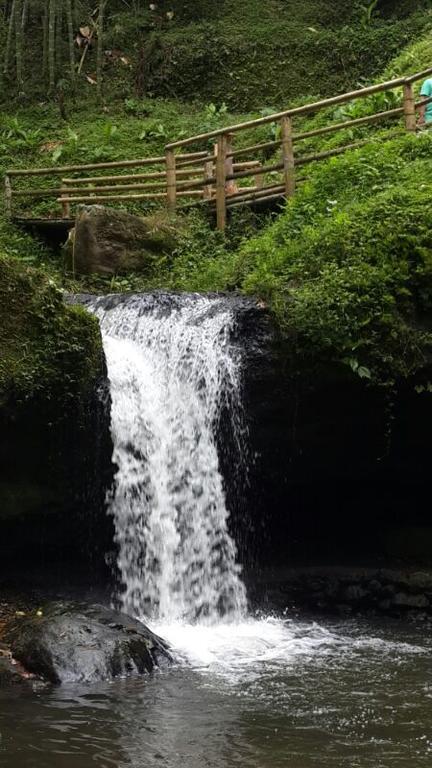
[5,66,432,229]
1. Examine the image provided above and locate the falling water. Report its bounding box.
[88,293,247,623]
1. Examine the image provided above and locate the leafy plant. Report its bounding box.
[139,121,168,140]
[359,0,380,28]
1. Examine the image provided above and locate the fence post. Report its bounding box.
[60,179,71,219]
[403,82,416,133]
[203,157,214,200]
[215,133,227,230]
[280,116,295,198]
[165,149,177,213]
[4,174,12,218]
[254,162,264,190]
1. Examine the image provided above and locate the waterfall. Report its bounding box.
[88,293,248,623]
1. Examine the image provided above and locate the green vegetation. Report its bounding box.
[0,256,103,410]
[0,0,429,109]
[163,133,432,383]
[0,1,431,393]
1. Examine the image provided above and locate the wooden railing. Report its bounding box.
[165,66,432,229]
[5,66,432,228]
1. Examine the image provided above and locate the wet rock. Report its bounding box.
[344,585,368,601]
[68,206,178,275]
[392,593,429,609]
[5,603,171,685]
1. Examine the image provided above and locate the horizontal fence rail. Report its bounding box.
[5,67,432,228]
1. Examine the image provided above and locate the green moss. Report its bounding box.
[0,256,103,410]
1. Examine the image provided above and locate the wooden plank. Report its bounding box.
[280,116,295,198]
[215,133,227,231]
[166,68,432,149]
[403,82,416,132]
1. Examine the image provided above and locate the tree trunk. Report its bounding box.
[96,0,107,99]
[56,0,63,77]
[48,0,56,93]
[42,2,49,80]
[66,0,75,86]
[14,0,23,95]
[3,0,16,75]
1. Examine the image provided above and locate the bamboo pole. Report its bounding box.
[229,139,282,159]
[57,191,202,203]
[176,154,215,169]
[403,82,416,133]
[293,106,404,141]
[61,168,203,184]
[215,133,228,231]
[165,149,177,213]
[59,181,169,194]
[225,162,284,183]
[217,183,286,205]
[7,156,166,176]
[225,185,286,207]
[280,116,295,198]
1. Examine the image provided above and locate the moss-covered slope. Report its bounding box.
[0,256,103,410]
[167,133,432,383]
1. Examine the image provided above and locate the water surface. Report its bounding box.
[1,613,431,768]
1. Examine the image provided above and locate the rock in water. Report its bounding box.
[5,603,171,685]
[67,205,178,275]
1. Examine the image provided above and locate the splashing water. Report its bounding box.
[89,293,247,623]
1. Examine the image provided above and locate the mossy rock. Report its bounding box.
[68,206,180,276]
[0,257,113,559]
[0,255,103,409]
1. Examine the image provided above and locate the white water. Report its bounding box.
[89,292,427,679]
[90,294,247,623]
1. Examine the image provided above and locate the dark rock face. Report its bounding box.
[251,566,432,618]
[213,298,432,570]
[0,374,114,568]
[5,603,171,685]
[69,206,178,275]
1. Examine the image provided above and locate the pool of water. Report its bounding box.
[1,613,431,768]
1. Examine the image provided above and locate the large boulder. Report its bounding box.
[5,603,171,685]
[69,206,178,275]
